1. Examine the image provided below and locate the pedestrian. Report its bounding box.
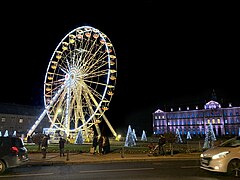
[27,135,31,143]
[59,137,66,157]
[158,135,166,156]
[98,135,103,154]
[92,134,98,154]
[41,135,49,158]
[102,135,110,154]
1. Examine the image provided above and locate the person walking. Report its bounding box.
[41,135,49,158]
[59,137,66,157]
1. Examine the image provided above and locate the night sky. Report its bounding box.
[1,2,239,135]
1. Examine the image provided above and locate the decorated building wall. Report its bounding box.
[153,100,240,136]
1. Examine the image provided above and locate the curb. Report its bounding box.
[25,153,201,167]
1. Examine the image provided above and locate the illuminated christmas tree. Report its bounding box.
[176,128,183,143]
[141,130,147,141]
[132,129,137,141]
[75,129,84,144]
[187,131,192,140]
[203,123,216,149]
[124,125,136,147]
[4,130,8,137]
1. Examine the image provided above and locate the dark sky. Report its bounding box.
[1,2,239,135]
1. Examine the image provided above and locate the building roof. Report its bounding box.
[0,102,44,116]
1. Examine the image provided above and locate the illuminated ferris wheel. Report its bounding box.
[27,26,118,141]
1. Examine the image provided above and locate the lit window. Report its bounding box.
[217,119,220,123]
[19,118,23,123]
[1,117,6,122]
[208,119,210,124]
[212,119,215,124]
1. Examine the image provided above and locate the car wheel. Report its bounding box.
[227,159,240,177]
[0,160,6,175]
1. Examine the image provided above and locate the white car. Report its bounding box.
[200,136,240,177]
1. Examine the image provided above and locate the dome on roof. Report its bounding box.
[204,100,221,109]
[155,109,164,113]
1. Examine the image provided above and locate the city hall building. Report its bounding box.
[153,100,240,137]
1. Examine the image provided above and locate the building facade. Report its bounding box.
[0,103,50,137]
[153,100,240,137]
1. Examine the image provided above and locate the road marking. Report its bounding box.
[79,167,154,173]
[152,163,166,165]
[181,166,200,169]
[0,172,54,178]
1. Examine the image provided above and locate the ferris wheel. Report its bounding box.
[27,26,118,141]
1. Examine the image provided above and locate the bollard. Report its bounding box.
[170,143,173,156]
[198,141,202,152]
[186,141,190,153]
[121,147,124,158]
[66,150,69,161]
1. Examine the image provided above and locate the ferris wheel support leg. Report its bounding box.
[95,123,101,137]
[102,114,118,139]
[27,109,47,137]
[83,125,90,142]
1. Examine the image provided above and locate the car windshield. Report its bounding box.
[219,136,240,147]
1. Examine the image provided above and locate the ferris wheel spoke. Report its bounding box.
[58,58,71,73]
[81,81,105,107]
[82,42,104,67]
[83,69,109,80]
[81,36,96,61]
[57,65,69,75]
[80,34,105,66]
[82,38,98,59]
[82,46,108,69]
[72,48,88,68]
[45,81,65,99]
[83,56,109,75]
[83,79,109,90]
[69,44,78,66]
[50,78,66,86]
[48,87,67,113]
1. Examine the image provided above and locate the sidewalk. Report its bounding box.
[26,152,201,166]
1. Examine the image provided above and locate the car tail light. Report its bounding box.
[11,146,19,154]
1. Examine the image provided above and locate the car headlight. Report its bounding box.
[212,151,229,159]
